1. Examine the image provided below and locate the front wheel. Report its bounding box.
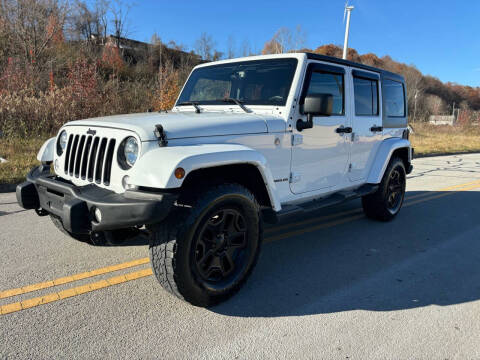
[148,184,262,307]
[362,157,406,221]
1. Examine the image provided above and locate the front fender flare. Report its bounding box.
[367,138,412,184]
[129,144,281,211]
[37,137,56,163]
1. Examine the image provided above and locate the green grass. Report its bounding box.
[0,137,48,185]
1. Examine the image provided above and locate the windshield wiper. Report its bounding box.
[177,101,201,113]
[216,98,250,113]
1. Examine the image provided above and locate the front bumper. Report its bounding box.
[16,165,178,234]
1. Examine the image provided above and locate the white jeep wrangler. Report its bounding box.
[17,53,413,307]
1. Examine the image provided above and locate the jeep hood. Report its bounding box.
[65,111,284,141]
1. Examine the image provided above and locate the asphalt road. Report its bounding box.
[1,153,480,359]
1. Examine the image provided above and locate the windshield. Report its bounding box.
[177,58,298,106]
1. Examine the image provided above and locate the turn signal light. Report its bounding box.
[175,167,185,179]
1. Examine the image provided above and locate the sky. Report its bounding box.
[121,0,480,87]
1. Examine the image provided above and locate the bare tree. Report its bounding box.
[292,25,306,52]
[426,94,447,115]
[212,50,223,61]
[69,0,109,43]
[195,32,215,61]
[402,66,424,122]
[227,35,236,59]
[241,38,251,57]
[110,0,130,46]
[262,26,306,54]
[0,0,68,65]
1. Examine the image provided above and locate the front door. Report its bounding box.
[349,70,383,182]
[290,62,350,194]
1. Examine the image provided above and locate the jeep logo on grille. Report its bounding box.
[87,128,96,136]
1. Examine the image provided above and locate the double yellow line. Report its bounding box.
[2,179,480,315]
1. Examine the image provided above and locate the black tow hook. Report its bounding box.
[90,231,107,246]
[90,228,144,246]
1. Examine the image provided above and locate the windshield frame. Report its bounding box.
[175,58,299,107]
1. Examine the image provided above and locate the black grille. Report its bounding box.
[64,134,116,186]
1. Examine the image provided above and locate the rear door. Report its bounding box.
[349,70,383,182]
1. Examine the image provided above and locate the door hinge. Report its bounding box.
[290,172,301,183]
[291,134,303,146]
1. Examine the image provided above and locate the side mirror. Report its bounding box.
[297,94,333,131]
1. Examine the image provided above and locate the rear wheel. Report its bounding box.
[149,184,262,307]
[362,157,406,221]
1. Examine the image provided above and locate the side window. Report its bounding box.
[384,79,405,117]
[306,72,344,115]
[353,76,379,116]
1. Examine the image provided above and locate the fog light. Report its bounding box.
[93,207,102,223]
[175,167,185,179]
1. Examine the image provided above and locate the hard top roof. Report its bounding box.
[305,52,404,82]
[194,52,404,83]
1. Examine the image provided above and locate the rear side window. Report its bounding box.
[306,72,344,115]
[353,76,378,116]
[383,79,405,117]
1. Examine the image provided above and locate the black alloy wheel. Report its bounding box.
[193,208,250,290]
[362,157,406,221]
[386,167,405,214]
[148,184,262,307]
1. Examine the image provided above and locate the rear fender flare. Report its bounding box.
[367,138,412,184]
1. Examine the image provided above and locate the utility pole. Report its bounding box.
[343,5,354,60]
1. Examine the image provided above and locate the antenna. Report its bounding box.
[342,2,354,60]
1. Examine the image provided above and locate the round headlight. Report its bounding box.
[123,137,139,168]
[57,130,68,156]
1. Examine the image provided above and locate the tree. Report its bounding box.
[227,35,236,59]
[292,25,306,52]
[0,0,68,65]
[241,38,252,57]
[152,67,179,111]
[69,0,109,43]
[402,66,424,122]
[426,94,447,115]
[262,27,291,54]
[195,32,215,61]
[262,26,307,55]
[212,50,223,61]
[110,0,130,47]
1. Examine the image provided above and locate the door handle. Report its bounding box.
[370,126,383,132]
[336,126,353,134]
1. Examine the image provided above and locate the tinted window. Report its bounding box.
[177,59,297,106]
[384,79,405,117]
[306,72,344,115]
[353,77,378,116]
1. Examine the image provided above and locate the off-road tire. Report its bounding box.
[49,215,91,243]
[362,157,406,221]
[148,184,262,307]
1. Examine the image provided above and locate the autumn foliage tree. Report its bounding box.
[101,44,124,74]
[1,2,480,139]
[152,67,180,111]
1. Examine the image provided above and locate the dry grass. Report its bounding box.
[0,124,479,185]
[0,137,47,185]
[410,123,480,156]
